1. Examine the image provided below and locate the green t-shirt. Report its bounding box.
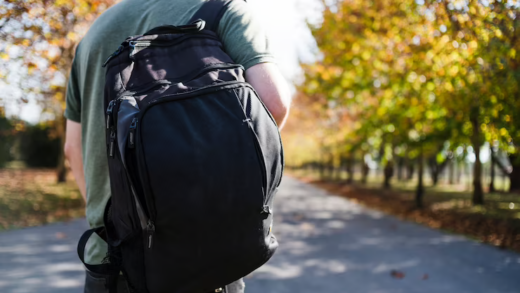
[65,0,275,265]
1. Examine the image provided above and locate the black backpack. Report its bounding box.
[77,1,284,292]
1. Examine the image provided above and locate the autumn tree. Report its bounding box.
[292,0,520,207]
[0,0,116,181]
[300,0,458,206]
[429,0,520,197]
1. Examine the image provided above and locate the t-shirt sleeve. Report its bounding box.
[217,1,276,70]
[64,54,81,123]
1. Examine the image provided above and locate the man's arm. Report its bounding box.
[64,119,86,202]
[245,63,291,129]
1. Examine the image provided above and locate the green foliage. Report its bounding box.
[18,124,60,168]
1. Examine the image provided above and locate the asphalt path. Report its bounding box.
[1,176,519,293]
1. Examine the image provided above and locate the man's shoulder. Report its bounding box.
[217,0,275,69]
[80,1,134,44]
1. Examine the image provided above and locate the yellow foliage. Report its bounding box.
[294,0,519,167]
[2,1,116,97]
[449,66,459,77]
[444,82,454,92]
[55,92,64,102]
[509,49,516,59]
[495,29,503,38]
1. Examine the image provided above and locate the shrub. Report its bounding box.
[18,124,60,168]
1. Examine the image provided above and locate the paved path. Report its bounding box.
[1,177,520,293]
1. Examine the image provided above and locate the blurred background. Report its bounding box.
[1,0,520,292]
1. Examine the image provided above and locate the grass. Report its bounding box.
[289,167,520,252]
[0,165,85,231]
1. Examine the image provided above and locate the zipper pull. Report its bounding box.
[146,220,155,249]
[109,131,116,158]
[106,100,116,129]
[129,41,137,59]
[128,118,138,149]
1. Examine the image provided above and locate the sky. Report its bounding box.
[248,0,322,79]
[1,0,323,124]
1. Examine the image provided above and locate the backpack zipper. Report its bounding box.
[117,64,242,102]
[148,80,244,105]
[106,99,123,158]
[128,118,137,149]
[131,115,157,248]
[128,35,220,58]
[129,34,219,48]
[107,95,157,247]
[120,116,155,248]
[106,100,116,129]
[104,35,219,67]
[246,120,270,215]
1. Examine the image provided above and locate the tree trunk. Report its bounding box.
[448,159,455,185]
[467,161,472,191]
[456,160,461,184]
[361,161,369,184]
[397,156,404,181]
[56,116,67,183]
[346,156,353,184]
[471,115,484,205]
[319,161,325,180]
[489,148,496,193]
[407,162,415,180]
[327,156,334,180]
[429,157,440,186]
[490,150,520,193]
[383,160,394,189]
[416,148,424,208]
[509,154,520,193]
[428,155,450,186]
[334,156,342,181]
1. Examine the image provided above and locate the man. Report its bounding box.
[64,0,291,292]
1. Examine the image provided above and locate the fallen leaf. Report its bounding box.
[301,222,315,231]
[56,232,66,239]
[422,274,429,280]
[390,270,405,279]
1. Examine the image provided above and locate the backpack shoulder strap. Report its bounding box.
[189,0,238,32]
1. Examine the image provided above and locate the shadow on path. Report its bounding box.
[1,177,519,293]
[246,177,520,293]
[0,219,88,293]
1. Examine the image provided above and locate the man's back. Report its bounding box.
[65,0,276,266]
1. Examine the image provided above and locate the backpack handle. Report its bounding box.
[143,19,206,36]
